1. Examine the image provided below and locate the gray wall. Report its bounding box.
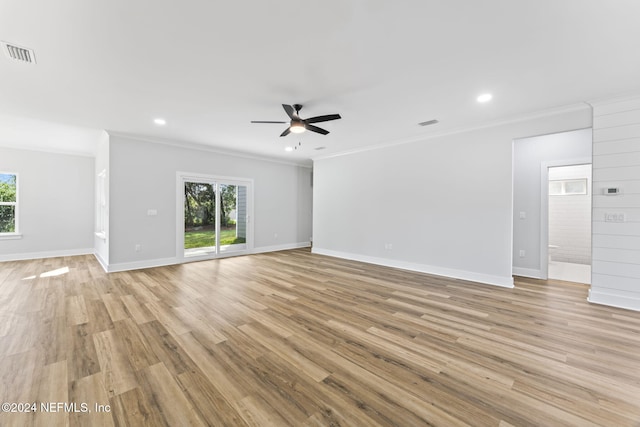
[0,146,94,260]
[107,134,312,269]
[313,107,592,288]
[512,128,593,278]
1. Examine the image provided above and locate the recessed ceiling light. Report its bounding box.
[154,118,166,125]
[477,93,493,103]
[285,146,294,152]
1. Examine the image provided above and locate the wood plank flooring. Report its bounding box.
[1,249,639,426]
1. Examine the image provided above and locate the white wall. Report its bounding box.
[313,107,592,288]
[590,96,640,311]
[0,147,94,260]
[548,164,592,265]
[106,134,312,271]
[512,129,592,278]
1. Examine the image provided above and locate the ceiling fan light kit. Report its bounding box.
[251,103,341,137]
[290,122,306,133]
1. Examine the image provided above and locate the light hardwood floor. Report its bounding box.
[1,249,639,426]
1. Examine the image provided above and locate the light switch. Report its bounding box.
[519,212,526,219]
[147,209,158,216]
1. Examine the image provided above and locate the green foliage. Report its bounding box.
[0,174,16,233]
[0,206,15,232]
[184,182,237,229]
[184,182,215,228]
[220,184,236,227]
[184,228,246,249]
[0,174,17,203]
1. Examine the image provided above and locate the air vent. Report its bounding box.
[1,41,36,64]
[418,119,439,127]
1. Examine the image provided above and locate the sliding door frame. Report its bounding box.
[176,171,254,263]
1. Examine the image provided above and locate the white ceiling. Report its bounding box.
[1,0,639,163]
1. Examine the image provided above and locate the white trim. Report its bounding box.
[105,257,179,273]
[587,90,640,109]
[0,142,96,158]
[312,103,590,162]
[0,233,22,240]
[512,267,543,279]
[312,248,514,288]
[108,131,312,168]
[101,243,311,272]
[588,289,640,312]
[94,252,109,272]
[0,248,94,262]
[252,242,311,254]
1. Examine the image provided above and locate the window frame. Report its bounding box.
[0,171,21,239]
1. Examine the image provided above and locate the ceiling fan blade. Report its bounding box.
[280,127,291,137]
[306,124,329,135]
[282,104,296,119]
[251,121,288,124]
[305,114,341,124]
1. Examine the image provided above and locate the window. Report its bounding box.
[0,172,19,237]
[549,179,588,196]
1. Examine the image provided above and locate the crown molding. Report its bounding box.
[106,131,313,168]
[312,103,591,162]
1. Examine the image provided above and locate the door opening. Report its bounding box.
[547,164,592,284]
[177,173,252,261]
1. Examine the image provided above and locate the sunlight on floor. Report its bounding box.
[22,266,70,280]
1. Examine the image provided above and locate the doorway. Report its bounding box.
[177,172,252,261]
[547,164,592,283]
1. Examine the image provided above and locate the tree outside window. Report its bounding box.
[0,173,17,233]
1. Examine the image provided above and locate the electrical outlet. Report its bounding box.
[519,250,525,258]
[384,243,393,250]
[605,212,626,223]
[135,244,141,252]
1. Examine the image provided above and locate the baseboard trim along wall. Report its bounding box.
[588,289,640,312]
[98,242,312,273]
[251,242,311,255]
[0,248,94,263]
[512,267,543,279]
[312,248,515,288]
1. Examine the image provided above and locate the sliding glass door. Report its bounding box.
[219,183,248,254]
[178,173,252,260]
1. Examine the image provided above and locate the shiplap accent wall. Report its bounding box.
[590,96,640,311]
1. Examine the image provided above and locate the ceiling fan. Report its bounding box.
[251,104,341,137]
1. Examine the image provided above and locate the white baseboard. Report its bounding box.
[93,252,109,273]
[312,248,514,288]
[106,257,180,273]
[251,242,311,254]
[512,267,543,279]
[0,248,94,263]
[588,289,640,312]
[103,242,311,273]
